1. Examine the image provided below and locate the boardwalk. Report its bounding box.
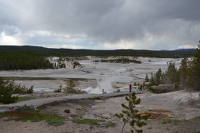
[0,91,144,112]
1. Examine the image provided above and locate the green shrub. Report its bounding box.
[114,89,121,93]
[25,85,34,93]
[0,94,18,104]
[0,77,34,104]
[0,78,18,104]
[13,84,34,94]
[54,85,62,93]
[73,61,82,69]
[63,79,86,94]
[148,85,174,94]
[54,88,62,93]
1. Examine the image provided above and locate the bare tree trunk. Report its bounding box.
[121,120,128,133]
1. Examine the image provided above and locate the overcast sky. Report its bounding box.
[0,0,200,50]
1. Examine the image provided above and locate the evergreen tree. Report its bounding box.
[163,62,179,84]
[145,74,149,82]
[115,92,150,133]
[179,57,188,89]
[155,68,162,85]
[187,49,200,90]
[0,77,18,104]
[149,72,154,85]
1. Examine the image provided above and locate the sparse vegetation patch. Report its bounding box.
[63,79,86,94]
[72,119,102,125]
[162,119,183,124]
[0,110,65,126]
[72,119,116,127]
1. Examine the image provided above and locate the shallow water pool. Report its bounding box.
[33,88,47,92]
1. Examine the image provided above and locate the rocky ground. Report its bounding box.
[1,90,200,133]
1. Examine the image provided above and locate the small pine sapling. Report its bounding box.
[115,92,150,133]
[145,74,149,82]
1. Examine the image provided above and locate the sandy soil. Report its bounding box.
[0,57,200,133]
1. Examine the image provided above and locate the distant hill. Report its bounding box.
[160,48,196,53]
[0,45,197,57]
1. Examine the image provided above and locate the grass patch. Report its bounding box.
[72,119,102,125]
[162,119,183,124]
[193,116,200,120]
[46,119,65,126]
[72,119,116,127]
[162,116,200,124]
[16,97,34,102]
[87,97,101,101]
[105,121,116,127]
[0,111,65,126]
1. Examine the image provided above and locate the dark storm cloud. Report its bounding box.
[33,0,200,43]
[0,0,200,49]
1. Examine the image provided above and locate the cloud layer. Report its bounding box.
[0,0,200,50]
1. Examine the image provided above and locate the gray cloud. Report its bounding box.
[0,0,200,49]
[1,26,18,36]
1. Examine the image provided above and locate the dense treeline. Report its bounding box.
[0,52,54,70]
[0,45,196,57]
[146,48,200,91]
[0,45,197,70]
[94,58,141,64]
